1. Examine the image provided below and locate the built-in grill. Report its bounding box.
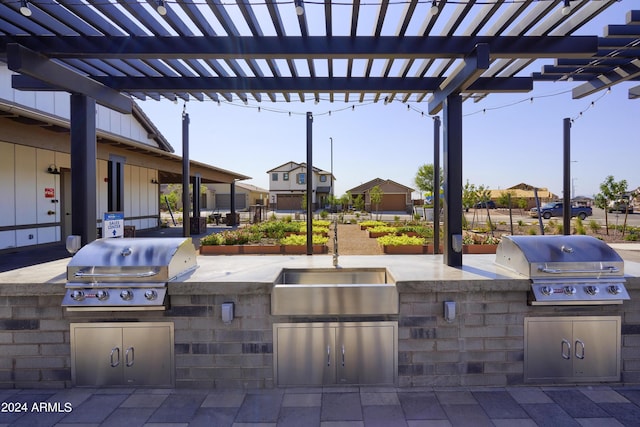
[495,235,630,305]
[63,237,197,311]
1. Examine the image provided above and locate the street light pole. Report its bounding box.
[330,137,334,210]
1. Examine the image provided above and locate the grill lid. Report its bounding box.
[67,237,198,283]
[495,235,623,280]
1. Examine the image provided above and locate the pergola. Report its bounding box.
[1,0,638,265]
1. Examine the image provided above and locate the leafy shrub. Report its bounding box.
[280,234,328,245]
[359,220,387,228]
[574,217,586,235]
[320,210,329,219]
[527,228,537,235]
[589,220,600,233]
[376,234,425,246]
[368,226,398,234]
[396,225,434,238]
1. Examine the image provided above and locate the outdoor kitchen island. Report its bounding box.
[1,249,640,389]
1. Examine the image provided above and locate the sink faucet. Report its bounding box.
[333,217,339,267]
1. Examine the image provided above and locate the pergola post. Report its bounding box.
[443,95,463,267]
[70,94,97,246]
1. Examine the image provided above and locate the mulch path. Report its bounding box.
[327,223,383,255]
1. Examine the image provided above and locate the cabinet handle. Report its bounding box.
[561,339,571,360]
[125,347,135,367]
[327,346,331,367]
[341,345,345,367]
[110,347,120,367]
[575,340,585,360]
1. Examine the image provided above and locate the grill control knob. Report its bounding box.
[608,285,622,295]
[540,286,553,296]
[144,290,158,301]
[96,290,110,301]
[120,290,134,301]
[585,285,599,296]
[71,290,85,301]
[563,286,577,296]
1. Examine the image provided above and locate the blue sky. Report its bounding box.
[140,1,637,200]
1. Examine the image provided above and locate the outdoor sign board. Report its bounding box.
[103,212,124,238]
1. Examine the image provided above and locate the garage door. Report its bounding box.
[216,194,246,210]
[277,195,303,211]
[377,194,407,211]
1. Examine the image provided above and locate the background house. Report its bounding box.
[348,178,414,213]
[488,183,558,209]
[267,161,333,211]
[204,182,268,211]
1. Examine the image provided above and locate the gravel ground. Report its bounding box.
[328,223,383,255]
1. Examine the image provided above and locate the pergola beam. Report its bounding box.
[572,59,640,99]
[48,75,531,94]
[6,44,132,114]
[0,35,598,60]
[428,44,490,115]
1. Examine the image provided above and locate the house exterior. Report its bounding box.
[204,182,269,211]
[0,63,248,252]
[267,161,333,211]
[488,183,558,209]
[348,178,414,213]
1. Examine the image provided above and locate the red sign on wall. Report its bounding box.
[44,188,55,198]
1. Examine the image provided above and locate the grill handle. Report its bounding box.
[74,270,159,279]
[538,266,619,274]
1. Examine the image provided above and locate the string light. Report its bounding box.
[19,0,31,17]
[430,0,439,16]
[156,0,167,16]
[561,0,571,16]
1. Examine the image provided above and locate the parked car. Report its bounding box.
[475,200,496,209]
[608,200,634,214]
[529,202,592,220]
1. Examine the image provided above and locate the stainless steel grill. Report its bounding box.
[495,235,629,305]
[62,237,197,311]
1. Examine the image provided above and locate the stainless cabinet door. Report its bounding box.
[122,325,174,386]
[572,318,620,381]
[336,324,396,385]
[71,326,123,386]
[525,319,574,381]
[276,325,336,385]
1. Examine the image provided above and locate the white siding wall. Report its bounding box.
[0,143,70,249]
[1,65,159,150]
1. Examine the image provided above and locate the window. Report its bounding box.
[320,175,327,182]
[297,173,306,184]
[272,173,278,181]
[283,173,289,181]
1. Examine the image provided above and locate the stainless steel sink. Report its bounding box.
[271,268,398,316]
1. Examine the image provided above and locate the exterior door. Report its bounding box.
[572,319,619,379]
[72,326,123,386]
[61,169,72,240]
[336,325,396,385]
[122,325,174,386]
[276,325,336,385]
[525,319,574,381]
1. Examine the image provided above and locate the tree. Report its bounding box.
[369,185,384,220]
[414,164,443,199]
[353,194,365,211]
[596,175,628,236]
[462,181,477,212]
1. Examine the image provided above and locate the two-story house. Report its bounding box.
[267,161,333,211]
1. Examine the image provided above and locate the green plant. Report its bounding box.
[483,235,500,245]
[462,234,475,245]
[376,234,425,246]
[368,225,398,234]
[320,210,329,219]
[396,225,434,238]
[589,220,600,233]
[517,220,525,227]
[574,217,586,235]
[280,234,328,245]
[359,220,387,228]
[527,228,537,235]
[556,224,563,234]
